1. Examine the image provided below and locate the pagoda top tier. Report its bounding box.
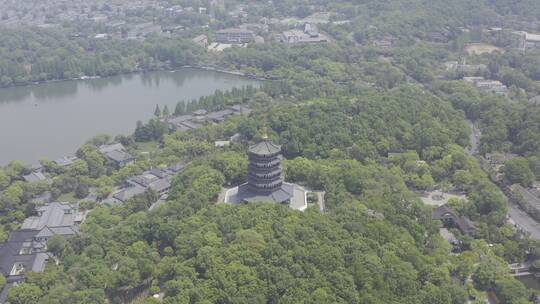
[248,140,281,156]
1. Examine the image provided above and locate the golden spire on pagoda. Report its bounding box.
[261,126,269,141]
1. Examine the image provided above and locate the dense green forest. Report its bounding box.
[2,0,540,303]
[2,80,534,303]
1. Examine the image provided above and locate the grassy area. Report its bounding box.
[133,141,160,154]
[465,43,504,55]
[57,192,77,202]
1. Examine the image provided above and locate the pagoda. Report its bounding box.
[223,136,307,210]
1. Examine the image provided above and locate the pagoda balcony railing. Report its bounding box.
[248,181,283,191]
[248,152,281,159]
[249,154,281,162]
[248,171,281,179]
[249,160,281,168]
[248,176,282,184]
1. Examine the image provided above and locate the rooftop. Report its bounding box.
[53,156,78,167]
[22,172,47,183]
[104,149,134,163]
[98,143,126,154]
[248,140,281,156]
[21,202,85,231]
[526,33,540,42]
[113,186,146,202]
[217,28,254,34]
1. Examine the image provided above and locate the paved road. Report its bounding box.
[316,191,326,212]
[507,202,540,240]
[467,120,481,156]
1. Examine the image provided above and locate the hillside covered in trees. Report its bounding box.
[2,0,540,303]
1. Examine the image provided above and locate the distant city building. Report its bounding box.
[281,23,329,44]
[207,42,234,52]
[444,61,487,74]
[463,76,508,96]
[216,28,255,44]
[524,32,540,49]
[223,137,308,210]
[192,34,209,47]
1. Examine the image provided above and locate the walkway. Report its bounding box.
[507,202,540,240]
[467,120,481,156]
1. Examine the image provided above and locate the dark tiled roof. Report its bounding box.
[149,178,171,193]
[22,202,79,230]
[432,205,457,219]
[455,217,476,233]
[248,141,281,156]
[98,143,126,154]
[104,150,134,163]
[168,163,185,173]
[0,230,39,276]
[237,183,293,204]
[22,172,47,183]
[432,205,476,235]
[113,186,146,202]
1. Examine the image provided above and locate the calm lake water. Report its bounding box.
[0,69,259,165]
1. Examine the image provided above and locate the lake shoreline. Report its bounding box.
[0,66,273,90]
[0,69,260,165]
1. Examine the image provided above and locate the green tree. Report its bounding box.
[162,105,170,117]
[154,104,161,117]
[473,255,508,290]
[7,283,43,304]
[504,157,535,187]
[0,169,10,190]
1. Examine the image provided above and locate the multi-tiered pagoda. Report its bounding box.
[223,137,307,210]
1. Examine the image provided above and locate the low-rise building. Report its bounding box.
[510,184,540,215]
[98,143,135,168]
[529,95,540,106]
[0,202,87,301]
[192,34,209,47]
[166,104,251,132]
[485,152,519,165]
[524,32,540,49]
[216,28,255,44]
[444,61,487,74]
[464,77,508,95]
[475,80,509,95]
[112,168,177,204]
[53,156,79,168]
[0,229,52,300]
[112,186,147,203]
[206,109,234,123]
[207,42,234,52]
[215,140,231,147]
[22,172,48,183]
[432,205,477,236]
[22,202,87,233]
[281,23,329,44]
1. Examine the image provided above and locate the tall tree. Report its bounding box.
[162,105,170,117]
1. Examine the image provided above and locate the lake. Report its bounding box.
[0,69,260,165]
